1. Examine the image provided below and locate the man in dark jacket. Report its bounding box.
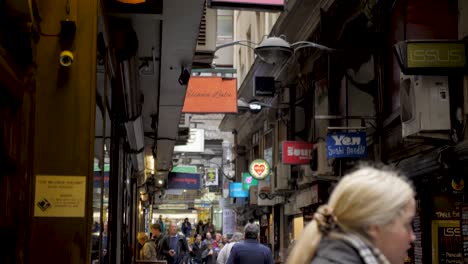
[161,222,189,264]
[150,223,165,260]
[226,223,273,264]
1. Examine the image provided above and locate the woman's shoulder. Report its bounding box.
[311,237,364,264]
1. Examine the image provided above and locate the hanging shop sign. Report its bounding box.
[182,77,237,113]
[282,141,313,164]
[242,172,258,190]
[229,182,249,198]
[248,159,271,180]
[326,131,368,159]
[394,40,467,75]
[167,172,201,190]
[204,168,219,186]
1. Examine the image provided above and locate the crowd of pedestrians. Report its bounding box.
[137,218,273,264]
[138,166,412,264]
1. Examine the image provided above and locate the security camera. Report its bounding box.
[59,50,74,67]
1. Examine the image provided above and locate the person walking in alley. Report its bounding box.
[217,232,243,264]
[226,223,273,264]
[137,232,157,261]
[287,165,416,264]
[191,234,204,264]
[150,223,165,260]
[182,217,192,238]
[162,222,190,264]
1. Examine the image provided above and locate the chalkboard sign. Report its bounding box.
[461,205,468,263]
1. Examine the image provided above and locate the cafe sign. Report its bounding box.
[394,40,467,75]
[248,159,271,180]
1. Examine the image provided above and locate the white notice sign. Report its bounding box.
[34,175,87,217]
[222,209,236,235]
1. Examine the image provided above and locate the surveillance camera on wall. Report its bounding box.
[59,50,74,67]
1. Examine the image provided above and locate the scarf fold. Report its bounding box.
[330,233,390,264]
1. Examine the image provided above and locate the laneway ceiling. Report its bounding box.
[101,0,206,174]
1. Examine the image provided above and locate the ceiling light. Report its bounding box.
[158,180,163,185]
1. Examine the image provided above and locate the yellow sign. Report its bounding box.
[407,42,466,68]
[34,175,87,217]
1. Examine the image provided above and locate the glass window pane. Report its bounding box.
[217,16,233,37]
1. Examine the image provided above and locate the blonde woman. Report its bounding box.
[137,232,157,260]
[287,166,416,264]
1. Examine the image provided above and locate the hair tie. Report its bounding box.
[314,205,338,235]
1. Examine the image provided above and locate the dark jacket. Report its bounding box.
[311,237,365,264]
[190,241,205,264]
[182,222,192,237]
[226,239,273,264]
[152,235,165,260]
[161,234,190,264]
[201,248,217,264]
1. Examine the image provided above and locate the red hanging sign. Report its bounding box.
[282,141,313,164]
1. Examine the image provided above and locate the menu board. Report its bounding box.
[461,205,468,263]
[432,220,463,264]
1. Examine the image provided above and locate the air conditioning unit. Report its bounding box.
[312,142,334,176]
[179,113,190,127]
[195,7,217,52]
[273,163,290,192]
[297,165,314,186]
[400,74,451,138]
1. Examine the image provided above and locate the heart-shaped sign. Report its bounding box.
[254,164,265,176]
[249,159,271,180]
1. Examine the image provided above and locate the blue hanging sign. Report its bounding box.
[326,131,368,159]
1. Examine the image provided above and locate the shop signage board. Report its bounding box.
[461,204,468,263]
[172,165,198,173]
[326,131,367,159]
[282,141,313,164]
[394,40,467,75]
[229,182,249,198]
[182,77,237,113]
[242,172,258,190]
[248,159,271,180]
[204,168,219,186]
[34,175,86,217]
[222,209,236,235]
[431,220,463,264]
[167,172,201,190]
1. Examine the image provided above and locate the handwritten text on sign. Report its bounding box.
[34,175,86,217]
